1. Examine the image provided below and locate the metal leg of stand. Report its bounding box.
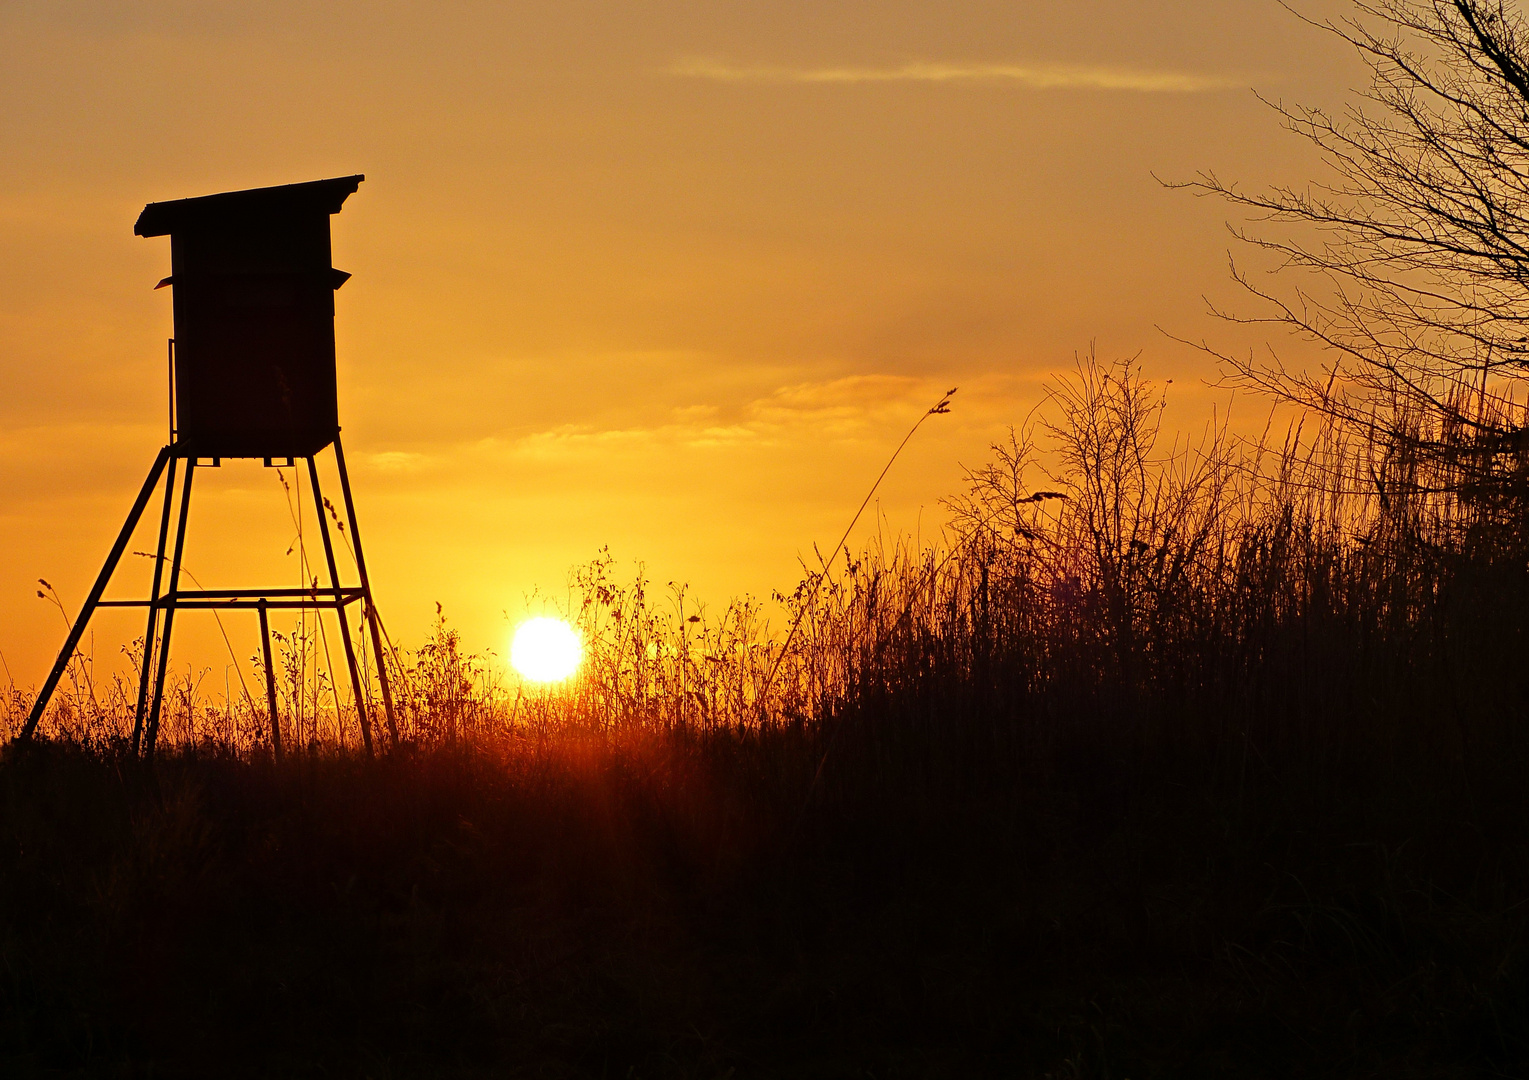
[145,459,195,759]
[132,453,178,754]
[258,599,282,762]
[333,434,398,746]
[18,446,171,744]
[306,455,373,757]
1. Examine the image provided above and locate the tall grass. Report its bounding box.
[8,349,1527,867]
[4,351,1528,1074]
[8,349,1529,839]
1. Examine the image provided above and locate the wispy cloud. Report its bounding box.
[447,375,948,468]
[666,58,1238,93]
[369,450,427,472]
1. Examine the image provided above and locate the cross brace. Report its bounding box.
[15,436,396,758]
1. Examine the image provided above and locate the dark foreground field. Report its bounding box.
[3,710,1527,1079]
[6,362,1529,1077]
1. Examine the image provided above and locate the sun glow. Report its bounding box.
[510,617,582,683]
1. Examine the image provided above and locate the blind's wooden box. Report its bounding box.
[135,175,363,458]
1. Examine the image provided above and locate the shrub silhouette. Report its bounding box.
[4,351,1527,1076]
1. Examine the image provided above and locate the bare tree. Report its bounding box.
[1179,1,1529,503]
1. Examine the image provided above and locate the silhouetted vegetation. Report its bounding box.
[1181,0,1529,502]
[5,348,1528,1077]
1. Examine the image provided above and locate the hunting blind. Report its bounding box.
[136,175,360,459]
[19,176,397,757]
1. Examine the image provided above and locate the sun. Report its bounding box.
[510,617,582,683]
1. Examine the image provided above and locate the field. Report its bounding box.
[4,357,1528,1077]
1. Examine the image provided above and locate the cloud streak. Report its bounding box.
[666,58,1239,93]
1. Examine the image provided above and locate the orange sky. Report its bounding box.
[1,1,1360,687]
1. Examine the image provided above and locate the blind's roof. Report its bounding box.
[134,175,364,238]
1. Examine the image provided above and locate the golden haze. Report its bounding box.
[0,1,1356,682]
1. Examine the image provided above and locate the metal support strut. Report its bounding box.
[334,433,398,747]
[20,447,171,743]
[307,454,374,758]
[258,600,282,761]
[144,458,195,759]
[132,452,177,753]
